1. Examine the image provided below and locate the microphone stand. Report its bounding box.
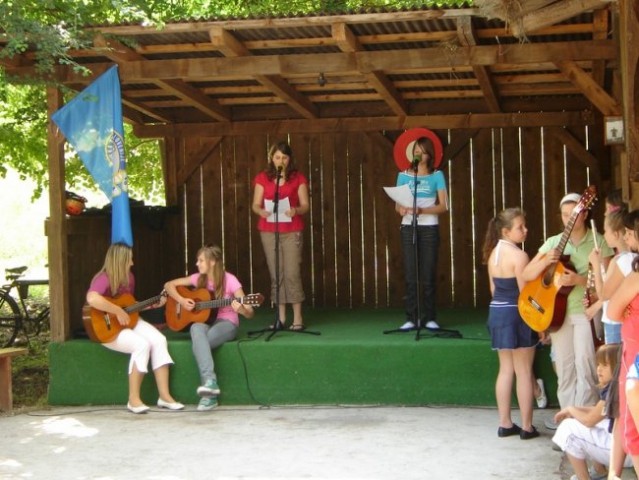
[249,167,320,341]
[384,159,462,340]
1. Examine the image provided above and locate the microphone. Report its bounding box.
[412,155,420,169]
[276,165,283,177]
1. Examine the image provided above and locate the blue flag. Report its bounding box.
[51,65,133,246]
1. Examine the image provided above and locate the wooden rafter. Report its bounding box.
[209,27,317,119]
[456,16,501,113]
[554,60,621,116]
[332,22,407,117]
[133,111,592,138]
[93,34,230,122]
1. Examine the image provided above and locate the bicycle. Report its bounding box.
[0,266,50,347]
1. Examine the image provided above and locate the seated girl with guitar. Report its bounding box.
[164,244,256,412]
[85,243,184,414]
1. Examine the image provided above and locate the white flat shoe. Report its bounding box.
[157,398,185,410]
[127,402,150,414]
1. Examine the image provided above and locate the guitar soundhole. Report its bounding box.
[542,271,553,288]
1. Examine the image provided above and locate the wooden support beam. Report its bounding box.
[176,137,223,185]
[443,129,480,162]
[46,86,70,342]
[209,27,318,119]
[554,60,621,116]
[510,0,613,38]
[133,111,593,138]
[333,22,408,116]
[457,16,501,113]
[547,126,600,174]
[93,35,173,123]
[158,79,231,121]
[9,40,617,84]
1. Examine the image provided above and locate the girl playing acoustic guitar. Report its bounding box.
[521,192,613,413]
[164,244,255,411]
[86,243,183,414]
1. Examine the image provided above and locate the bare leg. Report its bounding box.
[153,364,177,403]
[278,304,287,326]
[609,420,627,478]
[566,453,591,480]
[496,350,515,428]
[128,366,145,407]
[292,302,303,327]
[513,347,535,431]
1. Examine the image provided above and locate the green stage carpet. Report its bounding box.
[48,308,557,407]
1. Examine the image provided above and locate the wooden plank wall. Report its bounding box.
[173,127,602,310]
[64,210,182,335]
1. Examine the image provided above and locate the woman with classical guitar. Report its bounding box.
[521,191,613,413]
[164,244,255,411]
[86,243,183,414]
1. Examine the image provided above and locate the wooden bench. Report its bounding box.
[0,347,28,412]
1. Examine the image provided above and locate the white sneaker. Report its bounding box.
[535,379,547,409]
[425,320,440,329]
[399,321,415,330]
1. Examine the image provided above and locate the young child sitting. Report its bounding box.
[552,344,632,480]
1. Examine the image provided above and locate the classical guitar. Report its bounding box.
[517,186,597,332]
[82,291,166,343]
[165,286,264,331]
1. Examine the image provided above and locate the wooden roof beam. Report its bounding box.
[547,126,600,174]
[591,8,609,86]
[133,111,593,138]
[156,79,231,121]
[209,27,318,119]
[332,22,407,117]
[509,0,612,38]
[92,35,201,123]
[554,60,621,116]
[457,16,501,113]
[9,40,616,83]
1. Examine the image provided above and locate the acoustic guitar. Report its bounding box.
[82,291,166,343]
[165,286,264,332]
[517,186,597,332]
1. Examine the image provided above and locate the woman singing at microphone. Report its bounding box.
[395,136,449,331]
[252,141,309,330]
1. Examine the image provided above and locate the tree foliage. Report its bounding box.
[0,0,468,202]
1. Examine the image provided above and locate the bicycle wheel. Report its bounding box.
[24,301,50,336]
[0,291,21,347]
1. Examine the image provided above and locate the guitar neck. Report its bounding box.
[555,212,579,256]
[123,294,162,314]
[194,297,237,312]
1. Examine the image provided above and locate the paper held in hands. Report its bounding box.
[265,197,293,223]
[383,184,414,208]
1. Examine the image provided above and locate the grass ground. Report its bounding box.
[10,332,49,410]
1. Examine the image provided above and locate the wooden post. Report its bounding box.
[46,87,70,342]
[618,0,639,207]
[0,347,28,412]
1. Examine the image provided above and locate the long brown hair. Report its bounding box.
[596,343,620,387]
[265,141,298,180]
[481,208,524,264]
[196,244,226,299]
[93,243,132,296]
[412,136,436,173]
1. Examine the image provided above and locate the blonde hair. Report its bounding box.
[196,244,226,299]
[93,243,132,296]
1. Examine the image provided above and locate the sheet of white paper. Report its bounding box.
[383,184,414,208]
[265,197,292,223]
